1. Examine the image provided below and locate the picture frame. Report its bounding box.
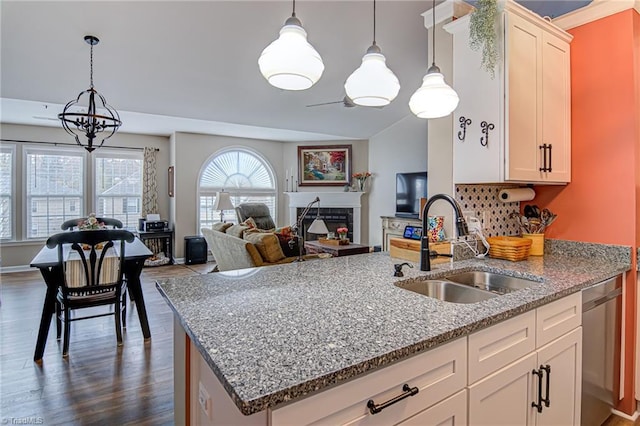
[298,145,352,186]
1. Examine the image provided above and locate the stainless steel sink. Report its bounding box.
[443,271,539,295]
[396,280,498,304]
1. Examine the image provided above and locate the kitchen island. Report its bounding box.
[156,240,630,425]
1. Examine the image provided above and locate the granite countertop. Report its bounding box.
[156,240,630,416]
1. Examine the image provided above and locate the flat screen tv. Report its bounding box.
[395,172,427,219]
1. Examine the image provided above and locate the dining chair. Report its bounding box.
[45,229,135,357]
[60,217,124,231]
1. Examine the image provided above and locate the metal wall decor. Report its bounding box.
[458,116,472,141]
[58,35,121,152]
[480,121,495,147]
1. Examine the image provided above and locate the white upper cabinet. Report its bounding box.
[445,0,572,184]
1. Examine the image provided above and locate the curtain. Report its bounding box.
[142,147,158,216]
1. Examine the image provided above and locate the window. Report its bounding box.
[198,149,276,230]
[94,150,143,229]
[25,147,84,239]
[0,145,15,240]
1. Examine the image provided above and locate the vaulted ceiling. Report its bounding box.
[0,1,591,142]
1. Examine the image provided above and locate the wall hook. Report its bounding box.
[480,121,495,147]
[458,117,472,141]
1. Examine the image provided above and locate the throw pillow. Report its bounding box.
[243,232,285,263]
[211,222,233,233]
[427,216,446,242]
[241,217,258,230]
[273,226,299,257]
[226,224,250,239]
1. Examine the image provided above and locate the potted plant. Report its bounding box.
[469,0,500,78]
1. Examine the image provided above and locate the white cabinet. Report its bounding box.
[467,293,582,426]
[271,337,467,425]
[445,0,572,184]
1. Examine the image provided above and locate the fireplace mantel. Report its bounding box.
[285,192,364,243]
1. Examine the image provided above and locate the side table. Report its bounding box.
[136,229,174,266]
[304,240,370,257]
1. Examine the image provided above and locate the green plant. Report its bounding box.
[469,0,500,78]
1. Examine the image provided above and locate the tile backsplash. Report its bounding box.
[455,184,524,237]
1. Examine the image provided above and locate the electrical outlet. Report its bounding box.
[462,210,475,223]
[199,382,212,419]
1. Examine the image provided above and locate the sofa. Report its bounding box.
[201,223,328,272]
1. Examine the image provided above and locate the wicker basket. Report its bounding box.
[486,236,532,261]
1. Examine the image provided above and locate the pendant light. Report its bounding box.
[409,0,459,119]
[344,0,400,107]
[258,0,324,91]
[58,35,122,152]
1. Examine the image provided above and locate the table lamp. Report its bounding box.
[213,190,235,223]
[292,197,328,261]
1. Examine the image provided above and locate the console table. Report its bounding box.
[304,240,370,257]
[381,216,422,251]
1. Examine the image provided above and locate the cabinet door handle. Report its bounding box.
[367,384,419,415]
[539,144,550,172]
[480,121,495,147]
[547,144,552,172]
[541,364,551,407]
[458,117,472,142]
[531,368,544,413]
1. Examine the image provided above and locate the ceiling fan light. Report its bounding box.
[344,48,400,107]
[409,70,459,119]
[258,18,324,91]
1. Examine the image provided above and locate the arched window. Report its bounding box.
[198,148,276,230]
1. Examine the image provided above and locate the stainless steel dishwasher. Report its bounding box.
[581,275,622,426]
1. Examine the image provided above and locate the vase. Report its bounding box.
[338,233,347,240]
[357,179,367,192]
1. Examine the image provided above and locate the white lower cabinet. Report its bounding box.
[468,327,582,426]
[271,337,467,425]
[398,389,467,426]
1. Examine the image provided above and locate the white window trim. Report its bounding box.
[0,144,16,241]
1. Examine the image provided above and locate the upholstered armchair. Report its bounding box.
[235,203,276,230]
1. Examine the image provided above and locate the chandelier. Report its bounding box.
[58,35,121,152]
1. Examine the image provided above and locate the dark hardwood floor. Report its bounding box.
[0,263,211,425]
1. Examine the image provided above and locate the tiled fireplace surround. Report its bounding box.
[286,184,524,247]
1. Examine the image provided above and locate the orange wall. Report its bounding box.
[531,9,640,414]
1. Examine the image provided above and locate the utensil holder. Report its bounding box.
[522,233,544,256]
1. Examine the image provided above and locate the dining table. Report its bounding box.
[29,235,153,362]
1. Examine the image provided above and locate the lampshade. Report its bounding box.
[308,218,329,234]
[344,44,400,107]
[212,191,235,211]
[258,15,324,91]
[409,66,460,119]
[58,35,121,152]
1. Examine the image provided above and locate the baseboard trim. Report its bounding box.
[0,265,33,274]
[611,407,640,421]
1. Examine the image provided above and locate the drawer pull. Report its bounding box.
[541,364,551,408]
[367,384,419,415]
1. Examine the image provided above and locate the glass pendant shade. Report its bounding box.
[259,16,324,91]
[344,45,400,107]
[409,66,459,119]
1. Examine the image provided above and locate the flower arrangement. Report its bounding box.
[352,171,372,192]
[336,227,348,240]
[78,213,106,230]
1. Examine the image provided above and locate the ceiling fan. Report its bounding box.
[306,96,357,108]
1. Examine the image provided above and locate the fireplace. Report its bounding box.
[286,192,364,243]
[298,208,353,242]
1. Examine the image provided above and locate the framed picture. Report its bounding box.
[298,145,352,186]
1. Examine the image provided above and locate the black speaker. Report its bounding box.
[184,236,207,265]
